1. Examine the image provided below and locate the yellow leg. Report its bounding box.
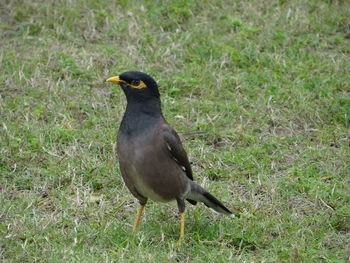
[180,212,185,239]
[177,212,185,247]
[132,204,145,233]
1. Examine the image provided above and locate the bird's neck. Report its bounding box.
[119,99,163,137]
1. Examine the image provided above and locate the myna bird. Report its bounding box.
[106,71,234,243]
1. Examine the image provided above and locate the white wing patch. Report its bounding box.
[166,142,186,173]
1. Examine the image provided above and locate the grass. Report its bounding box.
[1,0,350,262]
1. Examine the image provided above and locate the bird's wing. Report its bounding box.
[163,124,193,181]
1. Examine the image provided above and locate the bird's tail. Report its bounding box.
[187,181,238,216]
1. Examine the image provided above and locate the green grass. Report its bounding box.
[1,0,350,262]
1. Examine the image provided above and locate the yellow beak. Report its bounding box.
[106,76,122,84]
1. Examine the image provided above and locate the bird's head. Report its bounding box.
[106,71,160,102]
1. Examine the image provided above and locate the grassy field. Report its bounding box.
[1,0,350,262]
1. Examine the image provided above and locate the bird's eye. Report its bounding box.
[131,80,140,86]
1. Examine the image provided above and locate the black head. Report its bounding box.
[106,71,160,102]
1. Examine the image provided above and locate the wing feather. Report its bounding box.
[163,124,193,181]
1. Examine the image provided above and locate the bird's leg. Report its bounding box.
[179,212,185,239]
[176,198,186,246]
[133,204,145,233]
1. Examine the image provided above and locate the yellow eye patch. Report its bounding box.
[106,76,147,89]
[130,80,147,89]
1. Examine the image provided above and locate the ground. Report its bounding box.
[1,0,350,262]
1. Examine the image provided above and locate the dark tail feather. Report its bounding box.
[186,199,197,205]
[202,192,232,215]
[187,181,235,216]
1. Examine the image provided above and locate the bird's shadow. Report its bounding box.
[144,208,240,245]
[115,204,254,251]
